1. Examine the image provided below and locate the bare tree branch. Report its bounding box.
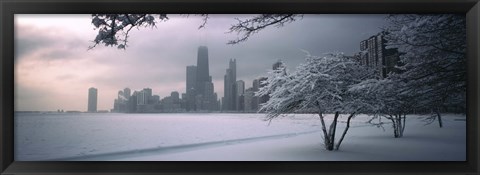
[89,14,303,49]
[227,14,303,44]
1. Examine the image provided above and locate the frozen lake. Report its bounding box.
[14,113,466,161]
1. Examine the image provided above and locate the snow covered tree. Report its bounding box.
[257,52,375,150]
[90,14,301,49]
[383,14,467,128]
[349,78,415,138]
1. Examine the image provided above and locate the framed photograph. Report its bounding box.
[1,0,479,174]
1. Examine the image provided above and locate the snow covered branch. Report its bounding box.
[384,14,466,118]
[90,14,168,49]
[258,52,376,150]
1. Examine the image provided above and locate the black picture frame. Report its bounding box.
[1,0,479,174]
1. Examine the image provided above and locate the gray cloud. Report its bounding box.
[15,25,55,59]
[15,24,88,61]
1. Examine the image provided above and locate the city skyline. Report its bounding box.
[14,14,388,111]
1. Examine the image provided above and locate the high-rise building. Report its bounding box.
[88,87,97,112]
[236,80,245,111]
[118,90,124,103]
[244,87,255,112]
[196,46,210,97]
[357,32,400,78]
[137,90,146,105]
[223,59,237,111]
[251,79,261,111]
[257,77,269,105]
[171,91,180,104]
[188,46,218,111]
[186,66,197,93]
[186,65,197,111]
[127,91,138,113]
[252,79,260,91]
[112,88,132,113]
[152,95,160,104]
[143,88,152,104]
[236,80,245,96]
[123,88,131,100]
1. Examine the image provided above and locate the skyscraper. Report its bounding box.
[123,88,131,100]
[236,80,245,111]
[137,90,146,105]
[251,79,261,111]
[186,65,197,111]
[88,87,97,112]
[244,87,255,112]
[357,32,400,78]
[171,91,180,104]
[186,65,197,93]
[223,59,237,111]
[196,46,210,97]
[143,88,152,104]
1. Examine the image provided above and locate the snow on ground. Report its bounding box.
[14,113,466,161]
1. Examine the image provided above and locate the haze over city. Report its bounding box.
[15,14,388,111]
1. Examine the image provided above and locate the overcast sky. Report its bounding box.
[15,14,388,111]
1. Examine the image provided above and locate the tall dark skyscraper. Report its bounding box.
[196,46,210,96]
[223,59,237,111]
[184,46,218,111]
[186,65,197,111]
[88,87,97,112]
[186,66,197,93]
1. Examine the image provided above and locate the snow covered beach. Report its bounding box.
[14,113,466,161]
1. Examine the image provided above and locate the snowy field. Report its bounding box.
[14,113,466,161]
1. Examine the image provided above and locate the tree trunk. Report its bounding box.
[326,112,340,151]
[392,114,406,138]
[388,115,399,138]
[436,111,443,128]
[388,114,406,138]
[401,114,406,136]
[397,114,403,137]
[335,112,355,150]
[317,112,330,150]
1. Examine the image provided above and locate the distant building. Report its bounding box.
[186,65,197,111]
[196,46,210,98]
[236,80,245,111]
[136,90,144,105]
[186,66,197,92]
[171,91,180,104]
[152,95,160,104]
[202,81,217,111]
[257,77,269,105]
[244,87,255,112]
[143,88,153,104]
[355,32,400,78]
[251,79,261,111]
[88,87,97,112]
[123,88,131,100]
[182,46,218,112]
[127,91,138,113]
[223,59,237,111]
